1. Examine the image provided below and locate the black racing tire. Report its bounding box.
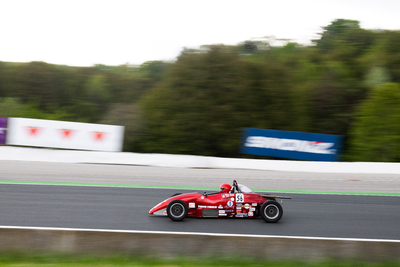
[260,200,283,223]
[167,200,188,221]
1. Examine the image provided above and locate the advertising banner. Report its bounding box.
[241,128,342,161]
[0,117,7,145]
[6,118,124,152]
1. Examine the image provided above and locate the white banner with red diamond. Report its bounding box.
[6,118,124,152]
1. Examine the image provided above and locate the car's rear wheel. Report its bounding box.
[260,200,283,223]
[167,200,188,221]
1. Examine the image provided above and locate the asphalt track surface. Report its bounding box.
[0,160,400,240]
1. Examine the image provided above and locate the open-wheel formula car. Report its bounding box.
[149,180,291,223]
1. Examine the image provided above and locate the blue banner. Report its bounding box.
[241,128,342,161]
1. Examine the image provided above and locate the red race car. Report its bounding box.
[149,180,291,223]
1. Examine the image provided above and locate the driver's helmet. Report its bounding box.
[219,183,231,193]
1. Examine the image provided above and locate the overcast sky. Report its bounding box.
[1,0,399,67]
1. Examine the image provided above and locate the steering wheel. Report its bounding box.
[232,180,239,193]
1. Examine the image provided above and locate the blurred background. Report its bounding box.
[1,14,400,162]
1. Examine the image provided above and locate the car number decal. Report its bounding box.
[236,193,244,203]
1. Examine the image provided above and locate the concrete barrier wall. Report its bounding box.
[2,146,400,174]
[0,227,399,261]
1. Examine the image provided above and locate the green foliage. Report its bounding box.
[364,66,391,88]
[100,104,145,152]
[82,74,110,120]
[0,97,74,120]
[139,60,170,82]
[0,60,158,123]
[141,46,243,155]
[348,83,400,162]
[314,19,361,52]
[140,45,296,156]
[308,61,367,136]
[2,19,400,160]
[0,252,398,267]
[0,97,24,117]
[103,72,152,104]
[84,74,111,103]
[361,31,400,83]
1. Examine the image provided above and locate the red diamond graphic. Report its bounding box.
[26,126,41,136]
[93,131,107,141]
[60,129,74,139]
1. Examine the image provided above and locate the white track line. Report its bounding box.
[1,225,399,243]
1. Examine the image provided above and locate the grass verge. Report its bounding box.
[0,253,399,267]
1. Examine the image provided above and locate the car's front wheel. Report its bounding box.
[260,200,283,223]
[167,200,188,221]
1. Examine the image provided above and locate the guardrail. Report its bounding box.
[1,146,400,174]
[0,226,399,261]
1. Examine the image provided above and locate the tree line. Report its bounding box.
[1,19,400,162]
